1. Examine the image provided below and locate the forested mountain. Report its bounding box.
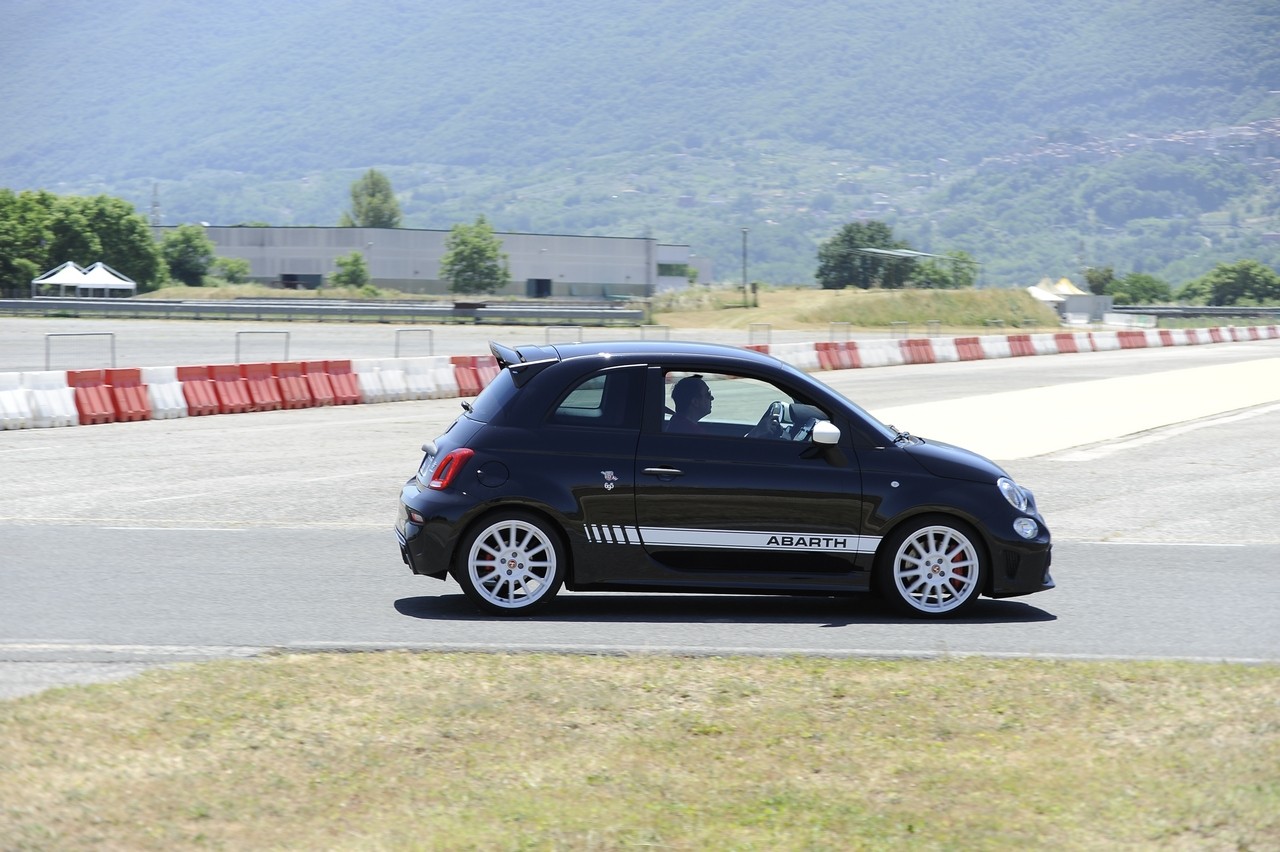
[3,0,1278,285]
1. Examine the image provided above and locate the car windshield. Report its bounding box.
[834,390,899,442]
[767,357,900,443]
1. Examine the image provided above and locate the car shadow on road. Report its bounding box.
[394,593,1055,626]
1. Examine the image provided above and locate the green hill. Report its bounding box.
[3,0,1278,285]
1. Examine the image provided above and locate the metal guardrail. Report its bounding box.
[0,297,647,326]
[1109,305,1280,318]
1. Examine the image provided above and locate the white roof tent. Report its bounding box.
[31,261,137,298]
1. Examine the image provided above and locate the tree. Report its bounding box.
[78,195,164,290]
[1179,259,1280,306]
[339,169,402,228]
[0,190,163,294]
[43,200,101,278]
[0,189,56,295]
[440,216,509,296]
[328,251,370,288]
[160,224,216,286]
[212,256,252,284]
[1084,266,1115,295]
[1107,272,1171,305]
[911,250,978,289]
[816,220,911,290]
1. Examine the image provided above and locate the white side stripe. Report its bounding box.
[640,527,880,553]
[583,524,879,553]
[584,524,643,545]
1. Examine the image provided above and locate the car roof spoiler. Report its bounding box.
[489,341,559,387]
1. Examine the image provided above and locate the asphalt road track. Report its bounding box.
[2,334,1278,698]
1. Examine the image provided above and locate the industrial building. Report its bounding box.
[193,226,707,299]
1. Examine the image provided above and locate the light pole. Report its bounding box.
[741,227,749,307]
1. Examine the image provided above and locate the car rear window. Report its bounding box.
[464,368,520,422]
[548,367,642,429]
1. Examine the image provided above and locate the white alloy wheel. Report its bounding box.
[459,513,564,615]
[879,518,984,618]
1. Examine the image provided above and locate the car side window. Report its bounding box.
[548,369,640,430]
[663,370,828,440]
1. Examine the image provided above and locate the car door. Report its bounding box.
[514,363,650,585]
[632,364,871,589]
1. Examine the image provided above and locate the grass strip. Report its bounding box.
[2,653,1277,850]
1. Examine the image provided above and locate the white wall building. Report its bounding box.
[186,226,702,298]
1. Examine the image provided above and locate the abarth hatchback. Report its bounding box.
[396,341,1052,617]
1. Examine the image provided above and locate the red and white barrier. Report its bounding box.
[325,361,362,405]
[271,362,313,410]
[431,356,460,398]
[400,357,436,400]
[23,371,78,427]
[106,368,151,422]
[377,359,411,402]
[141,366,188,419]
[351,359,388,404]
[857,339,905,368]
[0,372,33,430]
[302,361,336,407]
[0,325,1274,430]
[980,336,1013,359]
[930,337,959,362]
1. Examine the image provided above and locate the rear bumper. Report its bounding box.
[396,482,460,580]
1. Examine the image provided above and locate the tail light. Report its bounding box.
[428,448,475,490]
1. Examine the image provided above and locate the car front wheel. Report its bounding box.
[456,511,565,615]
[876,516,985,618]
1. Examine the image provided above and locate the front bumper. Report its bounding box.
[987,539,1054,598]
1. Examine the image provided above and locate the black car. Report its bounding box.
[396,340,1052,618]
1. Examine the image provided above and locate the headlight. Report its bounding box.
[997,477,1029,513]
[1013,518,1039,539]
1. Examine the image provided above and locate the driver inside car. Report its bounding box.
[667,374,787,439]
[666,374,714,434]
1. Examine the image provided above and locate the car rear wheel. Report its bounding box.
[876,516,985,618]
[456,511,564,615]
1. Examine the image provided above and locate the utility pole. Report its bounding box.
[149,183,162,235]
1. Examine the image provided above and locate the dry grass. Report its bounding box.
[3,653,1277,850]
[136,284,1064,333]
[652,286,1063,333]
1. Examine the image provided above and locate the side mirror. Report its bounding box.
[811,420,841,445]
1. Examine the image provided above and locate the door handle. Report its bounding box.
[642,467,684,478]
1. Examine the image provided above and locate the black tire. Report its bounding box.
[875,515,986,619]
[455,510,565,616]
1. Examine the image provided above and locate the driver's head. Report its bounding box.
[672,374,713,420]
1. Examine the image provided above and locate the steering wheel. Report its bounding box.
[790,418,817,442]
[748,400,786,439]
